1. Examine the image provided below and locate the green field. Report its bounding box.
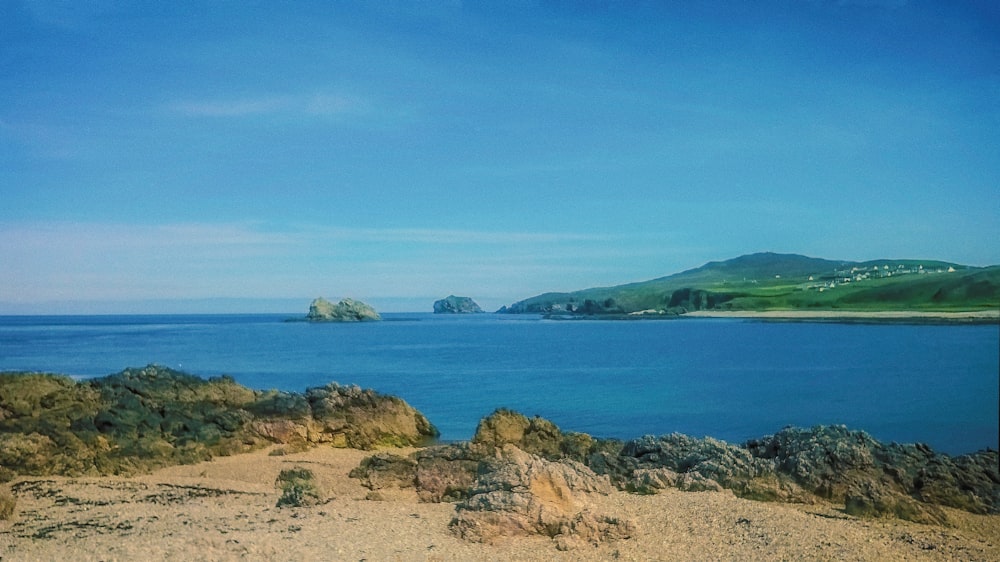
[499,253,1000,315]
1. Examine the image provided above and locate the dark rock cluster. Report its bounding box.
[0,365,437,479]
[350,410,999,534]
[350,411,634,549]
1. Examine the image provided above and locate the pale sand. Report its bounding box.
[684,310,999,321]
[3,446,999,561]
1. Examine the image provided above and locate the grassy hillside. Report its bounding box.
[498,253,1000,315]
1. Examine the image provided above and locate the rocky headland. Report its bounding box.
[2,371,998,559]
[433,295,484,314]
[305,297,381,322]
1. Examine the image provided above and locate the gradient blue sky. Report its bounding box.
[2,0,998,313]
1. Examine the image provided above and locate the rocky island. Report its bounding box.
[305,297,381,322]
[433,295,484,314]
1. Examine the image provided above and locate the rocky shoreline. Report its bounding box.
[2,368,998,559]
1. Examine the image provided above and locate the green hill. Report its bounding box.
[497,252,1000,316]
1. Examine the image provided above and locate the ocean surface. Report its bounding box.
[0,313,996,456]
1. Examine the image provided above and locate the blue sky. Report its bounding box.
[2,0,998,313]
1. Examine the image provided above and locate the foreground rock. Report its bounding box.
[0,365,437,479]
[350,410,999,529]
[350,419,634,549]
[433,295,484,314]
[600,428,999,525]
[305,297,381,322]
[450,444,634,550]
[349,409,622,502]
[8,445,1000,561]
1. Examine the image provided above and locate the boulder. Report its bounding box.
[606,433,802,502]
[351,442,484,502]
[472,408,619,464]
[433,295,484,314]
[449,445,633,548]
[349,452,418,491]
[302,383,438,449]
[745,425,1000,523]
[306,297,381,322]
[350,409,623,504]
[603,425,1000,524]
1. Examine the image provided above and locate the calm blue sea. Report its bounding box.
[0,313,996,455]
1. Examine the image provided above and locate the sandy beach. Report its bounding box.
[683,310,999,321]
[3,445,998,562]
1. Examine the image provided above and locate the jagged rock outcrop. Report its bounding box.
[351,410,1000,527]
[349,443,485,503]
[349,409,621,504]
[593,433,809,501]
[306,297,381,322]
[449,444,634,549]
[745,426,1000,523]
[600,426,999,525]
[471,408,618,463]
[433,295,484,314]
[0,365,437,478]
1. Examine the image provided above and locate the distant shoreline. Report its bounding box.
[683,309,999,323]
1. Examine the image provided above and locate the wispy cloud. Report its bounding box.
[169,97,291,117]
[295,226,611,245]
[0,221,628,306]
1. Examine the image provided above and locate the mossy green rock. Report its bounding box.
[0,365,438,478]
[353,409,999,527]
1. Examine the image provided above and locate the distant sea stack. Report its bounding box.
[306,297,381,322]
[433,295,484,314]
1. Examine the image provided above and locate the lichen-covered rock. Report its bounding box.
[306,297,381,322]
[351,442,485,503]
[588,423,1000,525]
[0,366,437,478]
[449,445,633,548]
[348,452,418,491]
[608,433,803,502]
[304,383,438,449]
[433,295,484,314]
[472,408,618,464]
[746,425,1000,522]
[413,444,483,502]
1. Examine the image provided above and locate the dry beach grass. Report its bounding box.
[3,445,998,562]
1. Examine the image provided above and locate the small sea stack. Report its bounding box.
[433,295,484,314]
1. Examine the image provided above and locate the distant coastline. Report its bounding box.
[683,309,999,323]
